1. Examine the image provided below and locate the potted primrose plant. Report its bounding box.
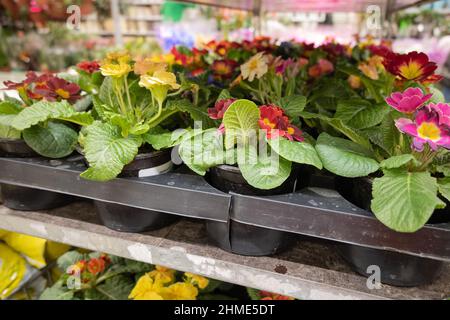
[79,52,199,232]
[310,51,450,286]
[0,71,93,210]
[178,97,322,256]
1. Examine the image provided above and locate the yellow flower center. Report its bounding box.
[55,88,70,99]
[287,127,295,135]
[399,61,422,80]
[263,118,276,129]
[249,59,259,71]
[417,122,441,141]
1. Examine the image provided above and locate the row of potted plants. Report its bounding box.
[0,37,448,287]
[40,250,293,300]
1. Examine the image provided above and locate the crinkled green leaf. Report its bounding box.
[80,122,142,181]
[372,169,443,232]
[12,100,93,130]
[316,133,379,177]
[223,99,260,149]
[95,275,135,300]
[23,122,78,158]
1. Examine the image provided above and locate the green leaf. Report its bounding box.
[429,86,445,104]
[223,99,260,149]
[178,129,231,175]
[0,101,23,133]
[0,124,21,139]
[40,282,74,300]
[267,137,322,169]
[217,89,231,101]
[12,100,93,131]
[80,122,142,181]
[438,177,450,202]
[335,99,390,129]
[96,275,135,300]
[168,99,214,128]
[380,154,418,169]
[223,99,260,131]
[279,95,307,118]
[316,133,379,177]
[238,144,292,190]
[23,122,78,158]
[372,170,443,232]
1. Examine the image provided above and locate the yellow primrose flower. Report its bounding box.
[151,53,176,65]
[129,274,164,300]
[240,52,269,82]
[148,265,176,284]
[134,58,167,76]
[184,272,209,289]
[100,61,132,78]
[105,51,131,64]
[358,62,379,80]
[348,75,361,89]
[139,71,180,91]
[161,282,198,300]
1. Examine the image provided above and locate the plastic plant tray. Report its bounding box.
[0,155,448,261]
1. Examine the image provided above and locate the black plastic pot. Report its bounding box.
[0,138,75,211]
[335,176,447,287]
[94,149,178,233]
[205,164,301,256]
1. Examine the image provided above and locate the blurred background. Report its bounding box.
[0,0,449,72]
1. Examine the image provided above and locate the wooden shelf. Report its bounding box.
[0,202,448,300]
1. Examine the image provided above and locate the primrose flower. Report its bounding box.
[129,274,164,300]
[148,265,176,284]
[259,290,295,300]
[359,62,379,80]
[384,51,439,82]
[211,59,238,79]
[241,52,269,82]
[100,60,132,78]
[139,71,180,106]
[395,103,450,151]
[34,76,81,104]
[134,58,167,76]
[184,272,209,289]
[162,282,198,300]
[385,87,432,114]
[76,61,100,74]
[308,58,334,78]
[87,258,106,276]
[68,260,86,275]
[348,75,361,89]
[208,98,236,120]
[258,105,304,142]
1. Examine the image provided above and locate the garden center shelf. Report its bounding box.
[0,202,448,300]
[0,156,449,262]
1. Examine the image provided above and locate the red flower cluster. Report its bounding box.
[208,98,237,120]
[77,60,100,74]
[258,105,304,142]
[259,290,294,300]
[3,72,81,104]
[383,51,442,83]
[68,254,110,279]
